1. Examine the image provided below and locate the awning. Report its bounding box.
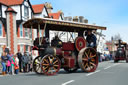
[23,18,106,32]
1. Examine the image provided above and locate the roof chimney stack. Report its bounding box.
[84,19,88,23]
[79,16,84,23]
[45,2,53,13]
[73,16,78,22]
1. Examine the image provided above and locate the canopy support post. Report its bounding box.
[38,24,41,45]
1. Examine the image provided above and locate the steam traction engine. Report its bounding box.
[23,18,106,75]
[114,40,128,63]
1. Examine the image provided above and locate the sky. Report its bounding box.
[30,0,128,42]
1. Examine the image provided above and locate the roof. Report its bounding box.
[49,12,61,19]
[0,0,24,6]
[23,18,106,32]
[5,7,17,13]
[32,4,45,14]
[115,42,127,46]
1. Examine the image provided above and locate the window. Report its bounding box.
[0,24,2,37]
[20,45,24,53]
[20,24,23,37]
[25,45,29,52]
[29,29,32,38]
[25,28,28,37]
[24,6,29,18]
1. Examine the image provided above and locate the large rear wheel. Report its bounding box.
[41,55,61,76]
[78,47,98,72]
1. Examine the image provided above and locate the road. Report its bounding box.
[0,60,128,85]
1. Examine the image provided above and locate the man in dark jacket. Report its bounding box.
[86,30,97,48]
[17,50,22,72]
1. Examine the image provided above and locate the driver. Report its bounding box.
[51,36,62,47]
[86,30,97,48]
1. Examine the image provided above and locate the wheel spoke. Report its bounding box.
[84,63,88,68]
[47,67,51,73]
[90,54,96,58]
[90,52,92,57]
[89,62,96,68]
[84,52,88,58]
[82,58,88,61]
[53,67,58,71]
[43,59,49,64]
[43,66,49,70]
[48,56,51,63]
[53,60,58,64]
[54,65,59,67]
[42,64,49,66]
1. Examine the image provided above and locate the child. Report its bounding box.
[11,55,15,75]
[14,55,19,74]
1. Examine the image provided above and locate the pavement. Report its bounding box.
[0,60,128,85]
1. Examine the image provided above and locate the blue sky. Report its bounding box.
[30,0,128,42]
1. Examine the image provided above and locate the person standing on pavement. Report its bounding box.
[28,53,33,72]
[14,55,19,74]
[11,54,15,75]
[22,52,29,72]
[4,48,12,74]
[17,50,23,72]
[1,51,8,75]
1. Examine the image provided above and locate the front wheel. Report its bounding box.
[33,56,43,74]
[41,55,61,76]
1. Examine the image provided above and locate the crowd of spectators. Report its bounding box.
[0,48,33,75]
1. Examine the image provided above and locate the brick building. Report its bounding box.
[0,0,63,55]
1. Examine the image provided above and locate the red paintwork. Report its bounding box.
[32,46,38,50]
[56,48,62,55]
[64,56,75,68]
[75,37,86,51]
[63,51,71,56]
[62,42,74,51]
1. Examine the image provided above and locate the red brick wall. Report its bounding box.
[9,12,14,54]
[3,24,6,37]
[17,27,20,37]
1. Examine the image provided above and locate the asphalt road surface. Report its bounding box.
[0,60,128,85]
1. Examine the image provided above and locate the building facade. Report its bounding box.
[0,0,65,55]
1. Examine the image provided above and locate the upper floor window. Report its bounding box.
[20,24,23,37]
[25,28,28,37]
[0,24,3,37]
[24,6,29,18]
